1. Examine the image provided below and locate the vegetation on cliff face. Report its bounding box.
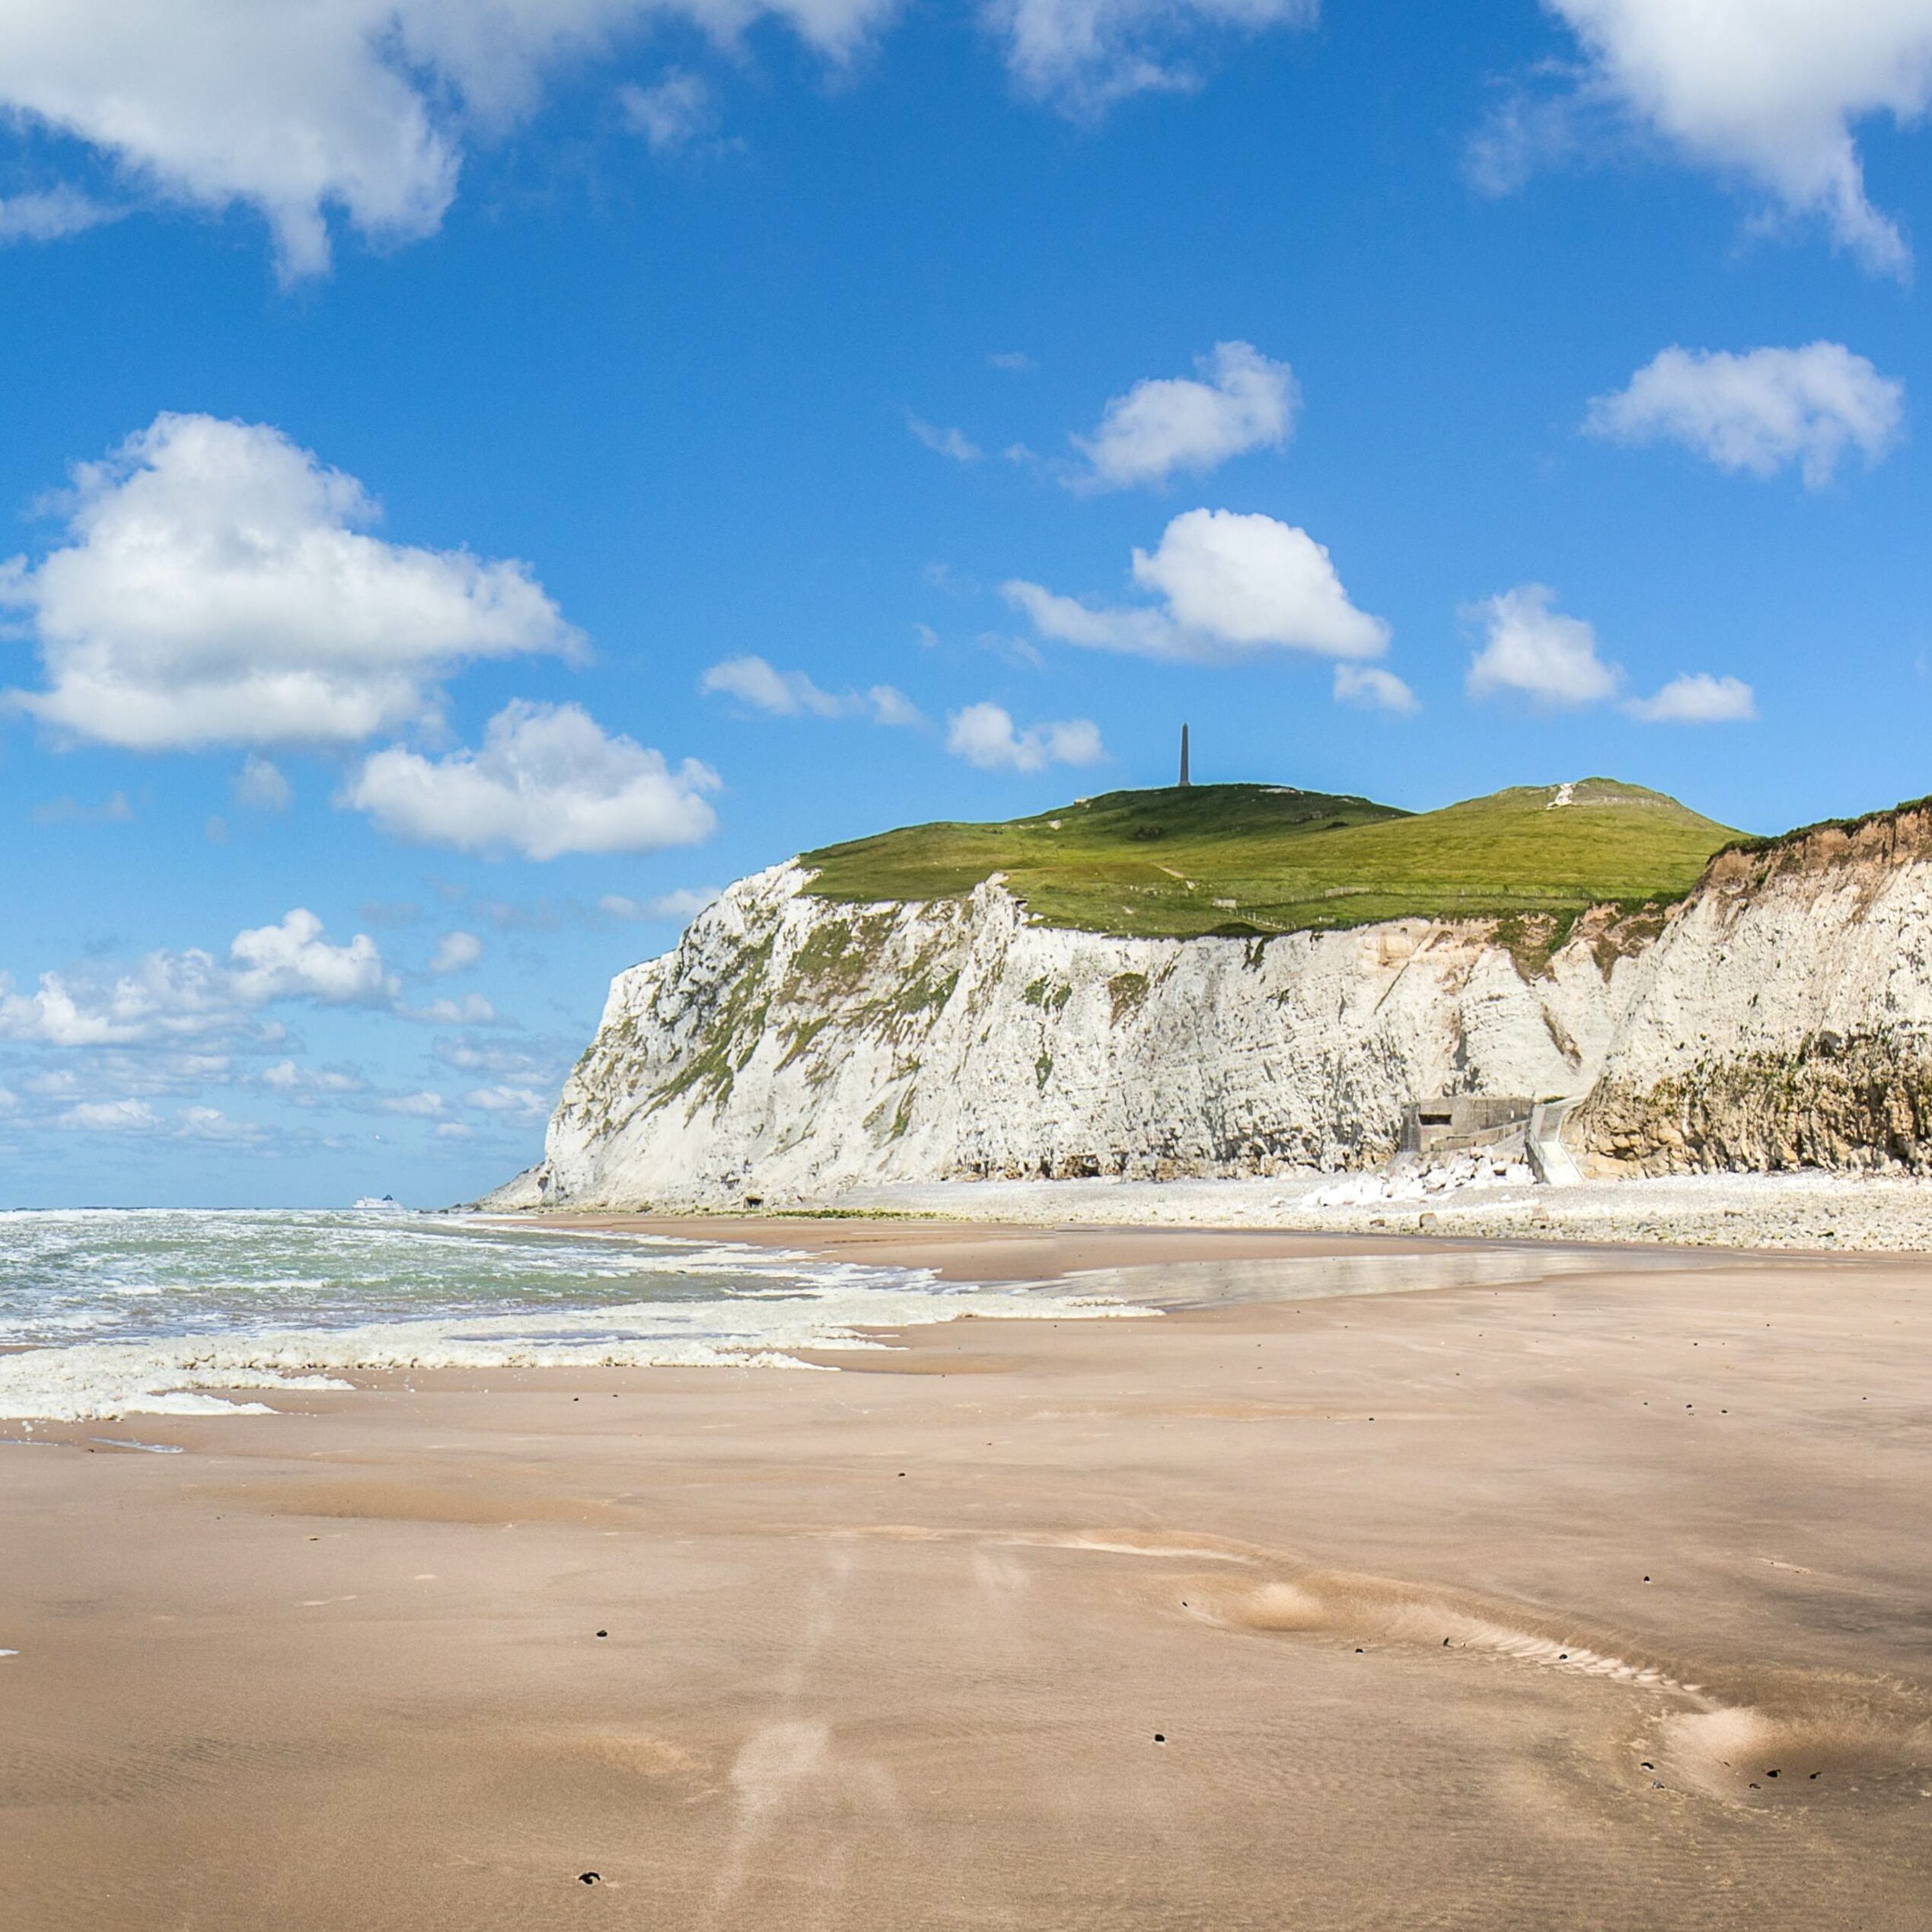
[802,778,1737,941]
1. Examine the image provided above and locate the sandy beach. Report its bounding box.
[5,1219,1931,1930]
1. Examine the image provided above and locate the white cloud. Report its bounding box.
[261,1058,364,1096]
[908,417,983,462]
[57,1097,159,1133]
[381,1089,446,1117]
[987,0,1318,113]
[1465,585,1755,725]
[2,413,576,751]
[700,655,923,725]
[0,187,120,243]
[430,929,483,974]
[229,910,397,1006]
[1520,0,1932,273]
[599,886,721,921]
[400,993,499,1025]
[945,702,1103,773]
[234,755,294,812]
[434,1121,476,1140]
[1465,584,1621,709]
[619,69,717,155]
[466,1082,553,1117]
[1070,341,1297,489]
[343,700,719,859]
[1623,672,1758,724]
[1332,664,1418,715]
[0,908,394,1047]
[1586,343,1905,487]
[0,1,895,279]
[173,1105,265,1144]
[1006,509,1388,665]
[989,350,1036,371]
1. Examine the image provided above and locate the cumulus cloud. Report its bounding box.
[2,413,576,751]
[430,930,483,973]
[700,655,923,725]
[987,0,1318,113]
[908,417,984,462]
[1070,342,1297,489]
[344,700,718,859]
[1493,1,1932,273]
[1331,664,1418,715]
[381,1089,446,1117]
[1622,671,1758,724]
[945,702,1103,773]
[1466,585,1756,725]
[1465,585,1621,709]
[1006,509,1388,665]
[0,0,896,279]
[228,910,397,1006]
[599,887,721,921]
[1586,343,1905,487]
[0,908,395,1048]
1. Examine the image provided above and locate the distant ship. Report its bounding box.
[351,1194,406,1213]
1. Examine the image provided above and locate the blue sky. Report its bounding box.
[1,0,1929,1207]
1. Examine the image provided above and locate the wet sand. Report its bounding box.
[5,1223,1932,1929]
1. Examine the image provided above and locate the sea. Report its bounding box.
[0,1208,1129,1423]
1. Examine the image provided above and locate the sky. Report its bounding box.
[1,0,1930,1208]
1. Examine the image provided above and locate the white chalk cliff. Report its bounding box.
[489,802,1932,1210]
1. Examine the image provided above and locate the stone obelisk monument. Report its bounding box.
[1178,722,1191,787]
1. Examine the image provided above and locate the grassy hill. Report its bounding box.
[802,778,1739,941]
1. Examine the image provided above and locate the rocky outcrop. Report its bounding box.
[1575,803,1932,1175]
[501,864,1634,1210]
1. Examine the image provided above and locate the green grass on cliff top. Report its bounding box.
[801,778,1739,939]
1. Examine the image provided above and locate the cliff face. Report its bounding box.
[496,804,1932,1210]
[1576,805,1932,1175]
[515,864,1633,1210]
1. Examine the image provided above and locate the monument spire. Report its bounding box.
[1178,722,1191,788]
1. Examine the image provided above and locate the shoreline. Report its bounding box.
[484,1159,1932,1260]
[7,1224,1932,1926]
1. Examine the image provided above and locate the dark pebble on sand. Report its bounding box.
[595,1630,607,1638]
[579,1873,600,1885]
[1153,1734,1165,1744]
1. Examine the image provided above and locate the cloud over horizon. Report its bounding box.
[700,655,922,725]
[343,700,720,859]
[1006,508,1389,665]
[945,702,1103,772]
[2,413,576,751]
[1466,583,1756,724]
[1069,342,1298,490]
[1586,343,1905,487]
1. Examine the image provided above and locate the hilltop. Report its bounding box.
[802,777,1739,940]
